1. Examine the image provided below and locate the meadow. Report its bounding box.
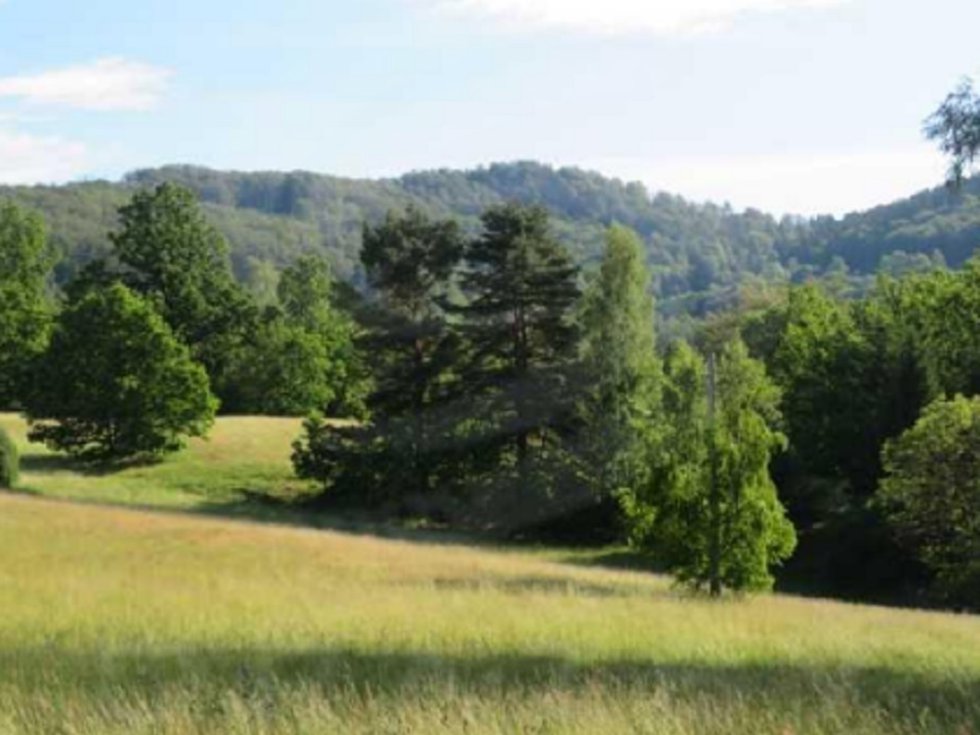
[0,415,978,734]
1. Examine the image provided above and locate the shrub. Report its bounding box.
[0,427,18,488]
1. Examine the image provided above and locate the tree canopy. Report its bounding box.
[25,283,217,460]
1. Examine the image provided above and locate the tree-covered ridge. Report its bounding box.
[5,161,980,314]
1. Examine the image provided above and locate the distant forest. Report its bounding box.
[4,161,980,318]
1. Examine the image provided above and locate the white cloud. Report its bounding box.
[431,0,850,36]
[0,128,88,184]
[585,147,948,216]
[0,58,170,111]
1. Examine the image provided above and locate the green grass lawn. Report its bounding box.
[0,413,308,511]
[0,414,978,733]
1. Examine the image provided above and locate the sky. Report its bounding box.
[0,0,977,216]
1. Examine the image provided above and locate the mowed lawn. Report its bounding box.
[0,416,978,733]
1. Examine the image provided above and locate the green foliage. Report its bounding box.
[580,224,661,499]
[0,201,51,407]
[926,77,980,184]
[231,256,366,417]
[879,395,980,607]
[0,427,18,488]
[456,203,582,507]
[770,285,881,498]
[11,162,980,322]
[25,283,217,461]
[106,183,258,407]
[625,340,795,593]
[294,209,465,505]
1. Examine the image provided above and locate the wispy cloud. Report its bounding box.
[429,0,850,36]
[0,58,171,111]
[0,128,87,184]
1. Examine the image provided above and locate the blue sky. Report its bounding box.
[0,0,977,215]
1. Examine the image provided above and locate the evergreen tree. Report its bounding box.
[580,224,661,499]
[624,340,795,594]
[294,207,464,502]
[456,203,581,511]
[26,283,217,460]
[0,201,51,408]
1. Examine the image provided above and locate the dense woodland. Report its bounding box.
[5,159,980,323]
[2,82,980,610]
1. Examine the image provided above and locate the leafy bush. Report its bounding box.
[0,427,18,488]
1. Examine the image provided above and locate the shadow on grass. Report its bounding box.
[0,646,976,729]
[191,493,503,548]
[19,452,161,476]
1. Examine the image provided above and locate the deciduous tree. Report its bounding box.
[0,201,51,407]
[26,283,217,460]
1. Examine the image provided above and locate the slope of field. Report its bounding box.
[1,414,978,733]
[0,491,978,734]
[0,414,306,511]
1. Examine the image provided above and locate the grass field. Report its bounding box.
[0,414,307,511]
[0,415,978,733]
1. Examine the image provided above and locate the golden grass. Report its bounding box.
[0,492,978,734]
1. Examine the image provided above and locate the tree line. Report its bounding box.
[9,157,980,328]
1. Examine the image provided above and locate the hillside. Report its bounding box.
[4,162,980,315]
[1,413,979,733]
[0,489,976,734]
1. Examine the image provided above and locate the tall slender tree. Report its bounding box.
[580,224,661,500]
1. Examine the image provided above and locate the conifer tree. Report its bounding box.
[294,207,464,501]
[456,203,581,502]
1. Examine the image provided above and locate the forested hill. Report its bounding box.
[5,161,980,314]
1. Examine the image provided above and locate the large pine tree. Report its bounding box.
[294,207,465,504]
[456,203,581,510]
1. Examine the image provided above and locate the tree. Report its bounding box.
[0,201,51,407]
[879,395,980,608]
[770,285,881,499]
[25,283,217,460]
[107,183,256,405]
[624,340,795,594]
[580,224,661,500]
[295,207,464,503]
[925,78,980,184]
[232,256,365,416]
[456,203,581,508]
